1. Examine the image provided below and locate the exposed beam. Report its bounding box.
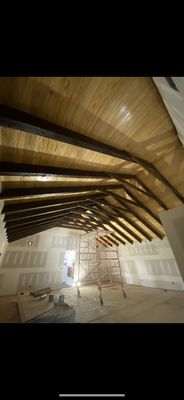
[6,214,90,235]
[99,236,113,247]
[107,233,119,246]
[0,161,133,180]
[0,161,168,211]
[7,224,57,241]
[0,183,123,200]
[109,232,126,246]
[111,173,168,210]
[104,221,133,244]
[96,238,107,248]
[90,202,143,242]
[102,199,152,241]
[102,235,115,246]
[2,193,106,214]
[0,104,134,161]
[107,192,163,239]
[7,217,91,240]
[104,188,162,225]
[0,104,183,202]
[78,209,127,245]
[5,207,84,228]
[4,202,94,221]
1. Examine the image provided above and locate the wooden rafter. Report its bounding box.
[0,183,124,199]
[101,199,152,241]
[2,193,106,214]
[106,192,164,239]
[102,189,162,225]
[91,202,143,243]
[0,104,183,203]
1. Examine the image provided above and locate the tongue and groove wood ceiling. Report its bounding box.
[0,77,183,244]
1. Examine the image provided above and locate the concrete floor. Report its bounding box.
[1,284,184,322]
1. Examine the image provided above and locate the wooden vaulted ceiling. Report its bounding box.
[0,77,184,244]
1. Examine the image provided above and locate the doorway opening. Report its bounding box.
[63,250,76,287]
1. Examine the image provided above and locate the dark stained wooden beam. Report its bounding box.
[99,236,113,247]
[96,238,107,248]
[4,202,94,221]
[5,207,83,228]
[107,192,164,239]
[7,221,59,235]
[102,235,115,246]
[2,193,106,214]
[0,183,123,200]
[6,214,89,235]
[76,209,127,245]
[103,220,134,244]
[117,177,168,210]
[90,202,143,242]
[6,219,89,240]
[103,188,162,226]
[7,217,91,240]
[5,212,74,230]
[102,199,152,241]
[7,224,57,241]
[107,233,119,246]
[0,104,134,161]
[0,161,133,180]
[6,213,80,231]
[97,236,111,247]
[0,104,183,203]
[104,235,119,246]
[109,232,126,246]
[0,161,168,212]
[111,173,168,210]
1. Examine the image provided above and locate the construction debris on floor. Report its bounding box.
[1,284,184,323]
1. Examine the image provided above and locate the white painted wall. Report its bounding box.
[160,205,184,282]
[153,77,184,146]
[119,237,184,291]
[0,227,84,295]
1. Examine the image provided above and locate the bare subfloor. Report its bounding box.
[1,284,184,323]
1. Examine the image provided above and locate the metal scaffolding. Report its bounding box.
[77,228,126,305]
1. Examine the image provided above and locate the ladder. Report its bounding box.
[77,228,126,305]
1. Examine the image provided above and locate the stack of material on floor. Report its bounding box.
[30,287,51,297]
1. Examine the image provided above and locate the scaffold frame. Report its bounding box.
[77,227,126,305]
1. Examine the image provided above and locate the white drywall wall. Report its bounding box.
[119,237,184,291]
[160,205,184,282]
[153,77,184,146]
[0,227,84,295]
